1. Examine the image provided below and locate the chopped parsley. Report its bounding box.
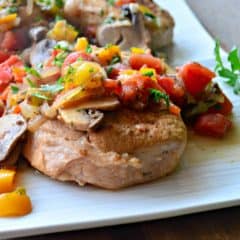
[110,55,121,65]
[214,40,240,94]
[150,89,169,107]
[24,66,41,78]
[40,83,64,94]
[26,78,37,88]
[144,12,156,20]
[86,44,93,53]
[107,0,115,6]
[32,92,50,101]
[55,14,63,22]
[106,66,113,76]
[142,70,154,77]
[54,42,70,52]
[7,6,17,14]
[55,0,64,8]
[11,85,19,94]
[53,51,68,67]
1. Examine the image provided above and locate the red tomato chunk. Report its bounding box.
[129,54,165,74]
[178,62,216,97]
[194,113,232,138]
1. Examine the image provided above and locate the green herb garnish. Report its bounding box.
[110,55,121,65]
[144,12,156,20]
[32,92,50,100]
[143,70,154,77]
[150,89,169,107]
[54,42,70,51]
[214,40,240,94]
[26,78,37,88]
[107,0,115,6]
[53,52,68,67]
[55,14,63,22]
[40,83,64,94]
[55,0,64,8]
[7,6,17,14]
[86,44,93,53]
[106,66,113,76]
[11,85,19,94]
[24,66,41,78]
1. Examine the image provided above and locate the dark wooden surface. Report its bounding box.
[17,1,240,239]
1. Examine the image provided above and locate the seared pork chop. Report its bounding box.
[23,109,186,189]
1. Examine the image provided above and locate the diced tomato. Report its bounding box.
[103,79,122,96]
[0,86,10,102]
[0,55,24,92]
[1,31,18,51]
[107,63,129,79]
[13,105,21,114]
[121,78,138,102]
[193,113,232,138]
[129,54,165,74]
[0,51,10,64]
[62,52,93,70]
[121,74,161,103]
[178,62,216,97]
[1,29,29,52]
[208,94,233,115]
[157,76,185,105]
[169,103,181,116]
[0,69,13,93]
[115,0,136,7]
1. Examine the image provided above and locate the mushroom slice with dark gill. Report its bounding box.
[0,114,27,163]
[30,39,56,68]
[58,108,104,131]
[97,5,150,50]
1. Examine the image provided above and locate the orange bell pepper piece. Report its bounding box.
[0,169,16,193]
[0,188,32,217]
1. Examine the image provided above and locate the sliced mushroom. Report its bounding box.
[0,143,22,167]
[58,108,104,131]
[137,0,175,49]
[97,7,150,50]
[30,39,56,68]
[29,26,48,42]
[0,114,27,162]
[72,97,120,111]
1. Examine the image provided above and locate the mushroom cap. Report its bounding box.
[0,114,27,162]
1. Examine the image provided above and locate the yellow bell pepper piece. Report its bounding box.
[131,47,145,54]
[0,188,32,217]
[97,45,120,65]
[64,61,105,90]
[0,169,16,194]
[75,37,89,52]
[0,14,17,25]
[138,5,154,16]
[48,20,78,43]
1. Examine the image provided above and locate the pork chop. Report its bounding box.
[23,109,186,189]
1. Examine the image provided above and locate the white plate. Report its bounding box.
[0,1,239,239]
